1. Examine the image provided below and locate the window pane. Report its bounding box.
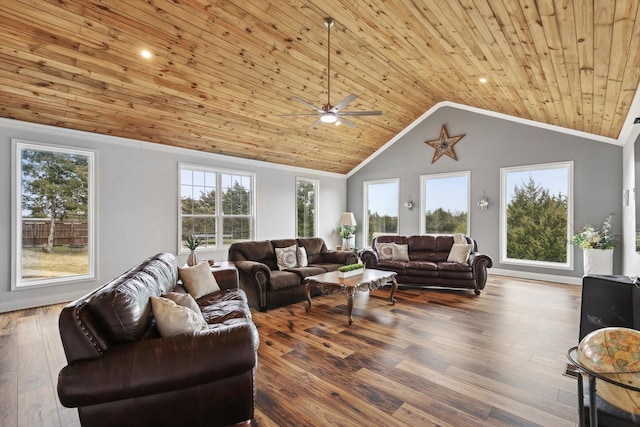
[17,144,94,286]
[222,174,251,215]
[297,179,317,238]
[423,173,469,234]
[181,217,216,249]
[366,180,399,244]
[222,217,251,243]
[502,163,571,266]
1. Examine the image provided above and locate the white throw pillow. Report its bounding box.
[150,296,207,337]
[376,242,394,260]
[162,292,205,322]
[297,246,308,267]
[178,262,220,299]
[391,243,410,262]
[275,244,298,270]
[447,243,472,263]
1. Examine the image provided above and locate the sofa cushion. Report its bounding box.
[150,296,207,337]
[286,266,327,279]
[447,243,472,263]
[391,243,410,262]
[377,260,407,274]
[438,262,473,272]
[275,244,298,270]
[406,261,439,271]
[268,270,303,291]
[298,238,328,264]
[179,262,221,299]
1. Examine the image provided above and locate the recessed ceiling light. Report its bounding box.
[479,77,488,84]
[141,49,152,59]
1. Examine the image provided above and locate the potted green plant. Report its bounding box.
[185,235,202,267]
[571,215,618,275]
[338,263,364,278]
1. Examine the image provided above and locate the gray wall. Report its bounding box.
[0,118,346,312]
[348,106,623,281]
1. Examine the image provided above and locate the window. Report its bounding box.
[500,162,573,269]
[13,140,95,288]
[179,164,254,252]
[296,177,318,238]
[421,171,470,235]
[364,179,399,245]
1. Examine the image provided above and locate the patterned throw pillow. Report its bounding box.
[276,244,298,270]
[391,243,410,262]
[376,242,394,260]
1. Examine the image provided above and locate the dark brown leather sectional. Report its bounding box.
[57,253,259,427]
[228,237,358,311]
[360,235,493,295]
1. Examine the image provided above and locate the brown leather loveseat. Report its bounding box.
[360,235,493,295]
[57,252,259,427]
[228,237,358,311]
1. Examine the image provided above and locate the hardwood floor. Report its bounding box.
[0,275,581,427]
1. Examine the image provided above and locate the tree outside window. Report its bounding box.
[179,165,254,251]
[500,162,573,268]
[364,179,399,245]
[14,141,95,288]
[296,178,317,238]
[421,172,469,235]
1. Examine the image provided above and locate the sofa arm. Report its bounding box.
[468,252,493,292]
[359,249,378,268]
[234,260,271,311]
[320,250,358,265]
[213,267,239,291]
[58,321,259,408]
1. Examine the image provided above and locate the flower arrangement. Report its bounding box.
[336,224,356,239]
[571,215,618,250]
[185,235,202,250]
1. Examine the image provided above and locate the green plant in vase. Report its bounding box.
[185,235,202,266]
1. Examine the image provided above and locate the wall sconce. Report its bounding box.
[404,199,413,210]
[477,193,489,210]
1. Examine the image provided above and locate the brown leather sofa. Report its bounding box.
[228,237,358,311]
[57,253,259,427]
[360,235,493,295]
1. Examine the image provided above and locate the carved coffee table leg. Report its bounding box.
[305,282,313,312]
[389,276,398,305]
[346,286,358,325]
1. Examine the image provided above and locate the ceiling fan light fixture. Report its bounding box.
[320,112,338,123]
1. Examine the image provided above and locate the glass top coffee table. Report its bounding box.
[304,268,398,325]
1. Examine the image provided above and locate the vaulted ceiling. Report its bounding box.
[2,1,639,174]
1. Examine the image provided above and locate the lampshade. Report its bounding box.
[339,212,356,226]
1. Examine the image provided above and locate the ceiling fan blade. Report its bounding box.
[292,96,324,113]
[339,110,383,117]
[330,94,357,113]
[276,113,321,117]
[310,118,323,128]
[336,117,357,128]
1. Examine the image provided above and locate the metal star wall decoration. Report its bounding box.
[425,125,465,163]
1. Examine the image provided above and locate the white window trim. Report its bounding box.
[12,140,96,289]
[363,178,400,246]
[178,162,256,254]
[420,171,470,235]
[499,161,574,270]
[296,177,319,238]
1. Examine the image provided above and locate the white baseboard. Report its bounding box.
[0,290,87,314]
[489,268,582,285]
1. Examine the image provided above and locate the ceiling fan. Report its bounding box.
[284,18,382,128]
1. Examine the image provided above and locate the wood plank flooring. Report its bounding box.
[0,275,581,427]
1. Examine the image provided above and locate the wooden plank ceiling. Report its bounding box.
[1,0,639,174]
